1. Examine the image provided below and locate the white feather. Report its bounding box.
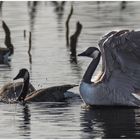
[132,93,140,100]
[91,50,99,59]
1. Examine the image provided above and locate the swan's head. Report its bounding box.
[78,47,100,59]
[13,68,29,81]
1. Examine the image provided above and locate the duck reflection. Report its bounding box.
[18,104,31,138]
[31,102,69,116]
[27,1,39,66]
[80,107,140,138]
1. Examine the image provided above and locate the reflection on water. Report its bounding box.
[51,1,66,18]
[27,1,39,67]
[28,1,39,31]
[17,104,31,138]
[120,1,127,10]
[0,1,140,138]
[80,108,140,138]
[69,59,82,80]
[51,1,67,35]
[0,1,3,17]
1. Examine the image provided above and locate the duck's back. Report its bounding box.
[25,84,77,102]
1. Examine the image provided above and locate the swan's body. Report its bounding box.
[13,68,78,102]
[79,30,140,107]
[80,74,140,106]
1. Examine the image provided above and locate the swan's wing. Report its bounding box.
[98,31,118,80]
[98,30,140,81]
[107,70,140,106]
[109,30,140,78]
[99,30,140,105]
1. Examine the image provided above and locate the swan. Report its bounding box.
[78,30,140,107]
[12,68,78,102]
[0,21,14,64]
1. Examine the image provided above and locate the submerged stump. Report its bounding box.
[70,21,82,63]
[65,5,73,46]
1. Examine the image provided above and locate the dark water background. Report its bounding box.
[0,1,140,138]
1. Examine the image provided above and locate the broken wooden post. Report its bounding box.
[28,31,32,64]
[65,5,73,46]
[28,31,31,53]
[2,20,14,55]
[24,30,26,39]
[70,21,82,63]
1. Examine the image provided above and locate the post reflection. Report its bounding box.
[51,1,66,33]
[80,107,140,138]
[27,1,39,31]
[0,1,3,17]
[51,1,66,18]
[27,1,39,68]
[69,60,82,81]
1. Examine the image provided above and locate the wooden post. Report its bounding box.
[28,31,32,64]
[2,20,14,55]
[28,31,31,53]
[65,5,73,46]
[24,30,26,39]
[70,21,82,58]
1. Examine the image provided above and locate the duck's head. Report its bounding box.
[13,68,29,81]
[78,47,101,59]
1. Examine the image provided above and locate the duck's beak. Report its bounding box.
[13,72,21,80]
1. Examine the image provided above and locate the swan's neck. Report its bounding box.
[17,74,29,101]
[83,53,101,84]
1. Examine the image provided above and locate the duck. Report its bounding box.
[78,30,140,107]
[0,21,14,64]
[12,68,78,102]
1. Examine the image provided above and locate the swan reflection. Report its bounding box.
[80,107,140,138]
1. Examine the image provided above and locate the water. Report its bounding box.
[0,1,140,138]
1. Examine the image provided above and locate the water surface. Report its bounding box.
[0,1,140,138]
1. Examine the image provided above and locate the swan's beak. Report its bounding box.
[78,51,86,57]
